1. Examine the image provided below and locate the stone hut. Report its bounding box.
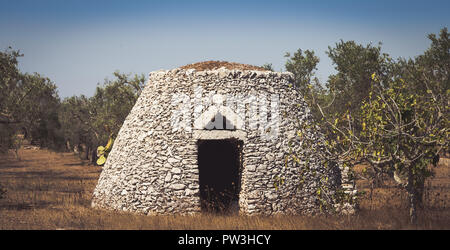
[92,61,355,215]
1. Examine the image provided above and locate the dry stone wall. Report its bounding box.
[92,67,355,215]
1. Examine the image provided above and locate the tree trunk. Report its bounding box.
[66,140,72,152]
[407,167,418,225]
[80,144,89,160]
[86,146,92,161]
[91,148,98,165]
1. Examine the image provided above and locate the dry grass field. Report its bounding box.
[0,148,449,230]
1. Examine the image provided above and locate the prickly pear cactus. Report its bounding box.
[97,137,114,166]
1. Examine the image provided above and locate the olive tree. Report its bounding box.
[300,29,449,223]
[59,71,145,162]
[1,48,62,153]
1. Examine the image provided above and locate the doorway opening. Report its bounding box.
[197,139,243,214]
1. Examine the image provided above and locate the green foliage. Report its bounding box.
[261,63,274,71]
[0,48,22,153]
[284,48,334,123]
[273,175,285,191]
[59,95,93,152]
[285,49,320,94]
[0,47,22,102]
[359,64,448,223]
[59,71,145,161]
[1,47,144,161]
[90,71,145,143]
[294,28,449,222]
[21,73,62,148]
[326,40,391,116]
[0,48,63,152]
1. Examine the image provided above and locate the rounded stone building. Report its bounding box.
[92,61,355,215]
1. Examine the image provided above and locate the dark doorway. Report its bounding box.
[197,139,242,213]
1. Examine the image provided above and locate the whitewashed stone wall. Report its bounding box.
[91,67,355,215]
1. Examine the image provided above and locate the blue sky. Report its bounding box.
[1,0,449,98]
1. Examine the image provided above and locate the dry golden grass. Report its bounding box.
[0,148,449,230]
[179,61,270,71]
